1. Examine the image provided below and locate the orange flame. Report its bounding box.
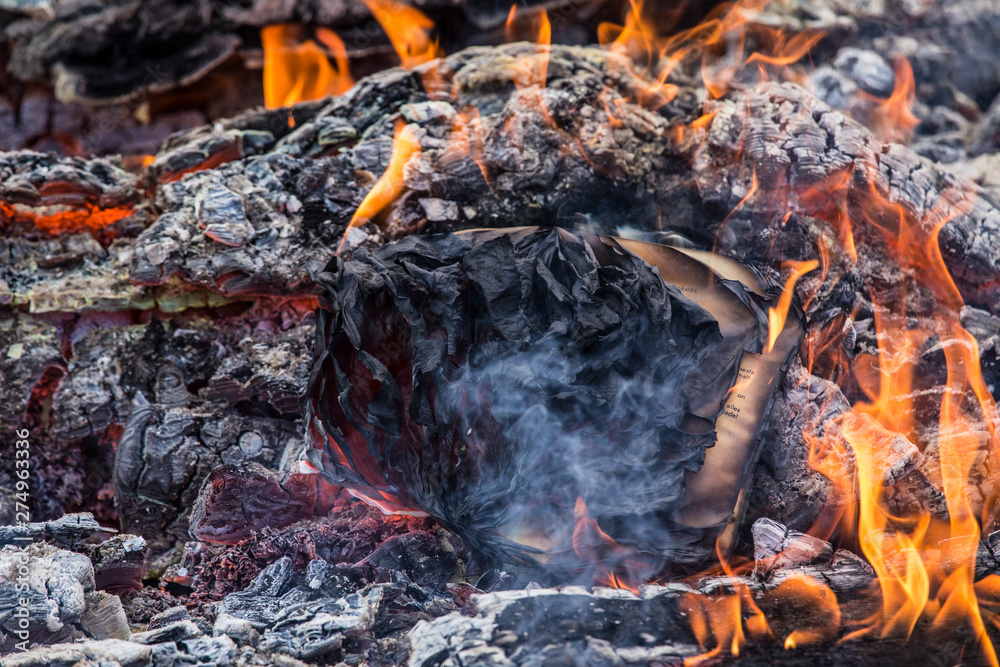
[767,259,818,352]
[840,411,931,639]
[338,121,421,252]
[505,6,552,89]
[362,0,441,69]
[571,497,642,592]
[673,110,717,146]
[598,0,656,68]
[744,30,825,68]
[316,28,353,87]
[599,0,823,106]
[803,173,1000,662]
[680,591,746,664]
[793,167,858,265]
[261,24,354,108]
[682,538,770,665]
[864,55,919,143]
[804,423,857,541]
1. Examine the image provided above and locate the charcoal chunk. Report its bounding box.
[260,586,382,660]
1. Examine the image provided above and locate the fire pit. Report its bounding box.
[4,0,1000,665]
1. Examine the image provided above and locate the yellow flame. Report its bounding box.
[505,6,552,89]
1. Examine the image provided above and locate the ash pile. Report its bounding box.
[7,0,1000,665]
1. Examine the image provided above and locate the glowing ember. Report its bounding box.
[0,201,133,236]
[159,143,244,183]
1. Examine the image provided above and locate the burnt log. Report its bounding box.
[0,0,634,106]
[4,39,999,572]
[112,385,303,556]
[125,42,1000,335]
[5,2,1000,660]
[127,43,703,296]
[692,81,1000,315]
[4,38,999,575]
[401,517,1000,667]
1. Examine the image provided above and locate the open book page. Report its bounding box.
[611,239,762,421]
[616,239,803,547]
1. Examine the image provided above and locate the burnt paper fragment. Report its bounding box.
[304,227,800,573]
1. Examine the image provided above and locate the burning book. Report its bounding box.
[303,226,803,582]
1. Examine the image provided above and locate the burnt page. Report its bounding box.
[667,248,804,554]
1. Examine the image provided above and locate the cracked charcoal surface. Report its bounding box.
[103,312,316,555]
[128,43,702,297]
[188,463,322,546]
[113,387,303,556]
[693,81,1000,313]
[178,498,437,602]
[126,43,1000,335]
[1,43,997,554]
[2,300,314,530]
[213,552,461,661]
